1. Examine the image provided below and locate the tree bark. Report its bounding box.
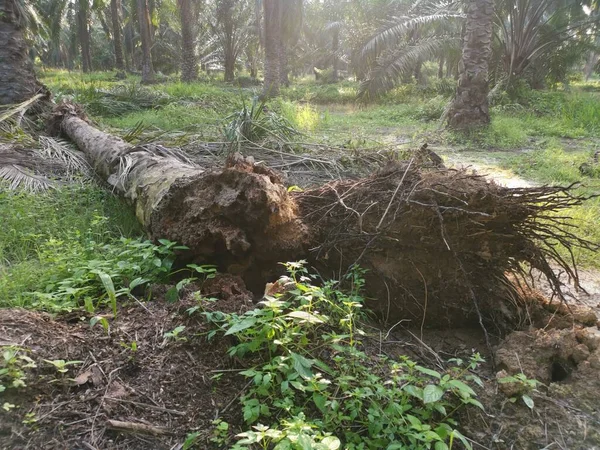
[447,0,494,130]
[111,0,126,75]
[331,27,339,82]
[137,0,155,84]
[262,0,281,97]
[179,0,199,82]
[278,41,289,86]
[78,0,93,73]
[0,0,48,105]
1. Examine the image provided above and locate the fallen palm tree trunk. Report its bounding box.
[50,103,598,331]
[48,103,307,286]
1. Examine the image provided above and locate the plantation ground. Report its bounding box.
[1,70,600,449]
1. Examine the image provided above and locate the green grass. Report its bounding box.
[0,184,141,308]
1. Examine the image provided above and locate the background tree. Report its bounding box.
[137,0,155,83]
[0,0,47,105]
[262,0,282,97]
[447,0,495,129]
[178,0,199,81]
[111,0,126,76]
[78,0,93,72]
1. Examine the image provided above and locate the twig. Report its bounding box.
[106,419,171,436]
[104,397,186,416]
[376,157,414,230]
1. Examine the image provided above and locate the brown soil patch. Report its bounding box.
[1,276,600,450]
[0,277,254,450]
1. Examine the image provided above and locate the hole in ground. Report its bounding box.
[551,358,575,382]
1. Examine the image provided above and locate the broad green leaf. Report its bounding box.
[423,384,445,404]
[165,286,179,303]
[415,365,442,379]
[224,317,258,336]
[96,271,117,316]
[290,352,314,379]
[522,394,534,409]
[435,441,449,450]
[321,436,341,450]
[313,392,327,412]
[286,310,324,324]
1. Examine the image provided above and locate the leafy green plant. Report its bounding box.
[223,96,299,147]
[0,346,36,392]
[163,325,187,343]
[498,373,540,410]
[44,359,83,375]
[26,237,185,314]
[166,264,218,302]
[204,262,482,450]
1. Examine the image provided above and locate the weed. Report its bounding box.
[223,96,299,147]
[204,262,482,450]
[0,346,36,392]
[163,325,187,343]
[498,373,540,410]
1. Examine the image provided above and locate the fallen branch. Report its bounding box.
[106,419,170,436]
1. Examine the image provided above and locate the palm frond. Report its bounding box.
[39,136,93,177]
[0,165,55,192]
[361,13,464,59]
[359,36,460,100]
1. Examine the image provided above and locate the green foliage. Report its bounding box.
[497,373,540,410]
[0,347,36,393]
[223,96,300,146]
[24,237,184,313]
[0,185,182,312]
[202,262,483,450]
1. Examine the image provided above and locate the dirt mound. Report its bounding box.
[479,325,600,449]
[0,285,250,449]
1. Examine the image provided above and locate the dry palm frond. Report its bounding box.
[0,140,91,193]
[39,136,93,177]
[0,164,55,192]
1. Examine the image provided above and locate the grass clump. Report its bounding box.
[0,185,145,309]
[195,262,483,450]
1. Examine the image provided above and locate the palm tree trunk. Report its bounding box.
[179,0,199,82]
[278,41,289,86]
[0,0,48,105]
[137,0,155,84]
[447,0,494,129]
[78,0,93,73]
[331,27,339,82]
[262,0,281,97]
[111,0,126,74]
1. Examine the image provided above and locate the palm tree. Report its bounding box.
[447,0,494,129]
[78,0,93,72]
[137,0,155,83]
[262,0,282,97]
[494,0,598,90]
[179,0,199,82]
[0,0,47,105]
[279,0,303,86]
[357,0,464,99]
[110,0,126,75]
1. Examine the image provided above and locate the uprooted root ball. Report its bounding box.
[296,162,597,331]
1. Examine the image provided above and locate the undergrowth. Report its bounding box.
[0,185,150,309]
[191,262,484,450]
